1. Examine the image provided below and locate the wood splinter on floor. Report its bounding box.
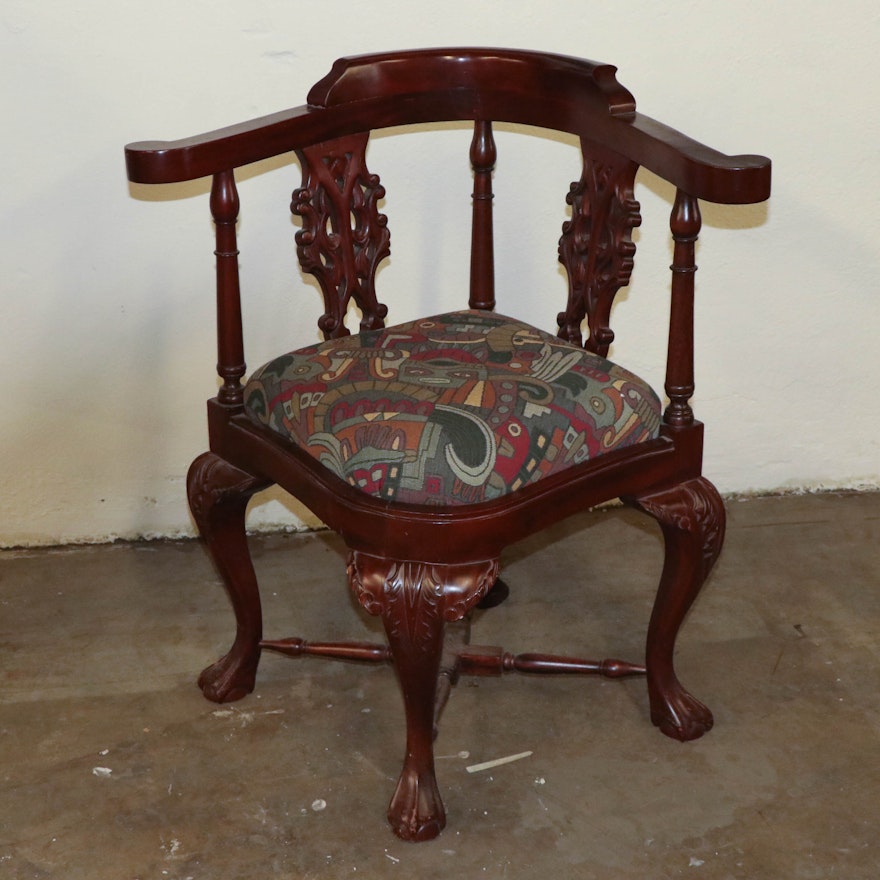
[466,751,534,773]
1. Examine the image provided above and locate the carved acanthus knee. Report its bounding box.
[632,477,725,580]
[347,553,500,628]
[187,452,269,531]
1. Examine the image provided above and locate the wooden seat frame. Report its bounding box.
[125,48,770,841]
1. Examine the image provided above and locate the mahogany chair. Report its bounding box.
[125,48,770,841]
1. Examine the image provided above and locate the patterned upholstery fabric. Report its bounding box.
[243,311,661,506]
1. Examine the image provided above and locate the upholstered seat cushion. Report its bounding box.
[243,310,661,506]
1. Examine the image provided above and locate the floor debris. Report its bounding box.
[466,751,533,773]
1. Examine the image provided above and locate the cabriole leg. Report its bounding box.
[348,553,499,841]
[187,451,270,703]
[630,477,725,742]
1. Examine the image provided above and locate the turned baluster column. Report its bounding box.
[664,189,701,427]
[469,120,496,311]
[210,169,246,407]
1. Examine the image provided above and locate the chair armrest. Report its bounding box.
[622,113,770,204]
[125,105,321,184]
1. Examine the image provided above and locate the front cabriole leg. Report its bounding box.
[187,452,271,703]
[348,552,499,841]
[630,477,725,741]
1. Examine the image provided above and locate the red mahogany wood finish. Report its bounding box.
[126,48,770,841]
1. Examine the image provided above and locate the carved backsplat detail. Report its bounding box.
[292,133,390,339]
[557,140,640,356]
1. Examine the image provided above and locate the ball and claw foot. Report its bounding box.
[197,646,259,704]
[388,767,446,842]
[650,678,714,742]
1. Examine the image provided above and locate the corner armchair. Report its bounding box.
[125,48,770,841]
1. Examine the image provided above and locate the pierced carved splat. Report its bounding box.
[557,140,641,356]
[292,133,390,339]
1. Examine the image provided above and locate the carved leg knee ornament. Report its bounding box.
[348,552,499,841]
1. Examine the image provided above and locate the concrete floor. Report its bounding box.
[1,492,878,879]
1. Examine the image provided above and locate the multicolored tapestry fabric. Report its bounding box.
[243,311,661,506]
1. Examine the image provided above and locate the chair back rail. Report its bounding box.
[125,50,770,204]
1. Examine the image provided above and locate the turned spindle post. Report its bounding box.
[664,189,701,426]
[210,169,246,407]
[469,120,496,311]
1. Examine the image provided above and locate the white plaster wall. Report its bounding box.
[2,1,878,546]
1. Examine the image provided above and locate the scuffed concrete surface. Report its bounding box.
[1,493,878,878]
